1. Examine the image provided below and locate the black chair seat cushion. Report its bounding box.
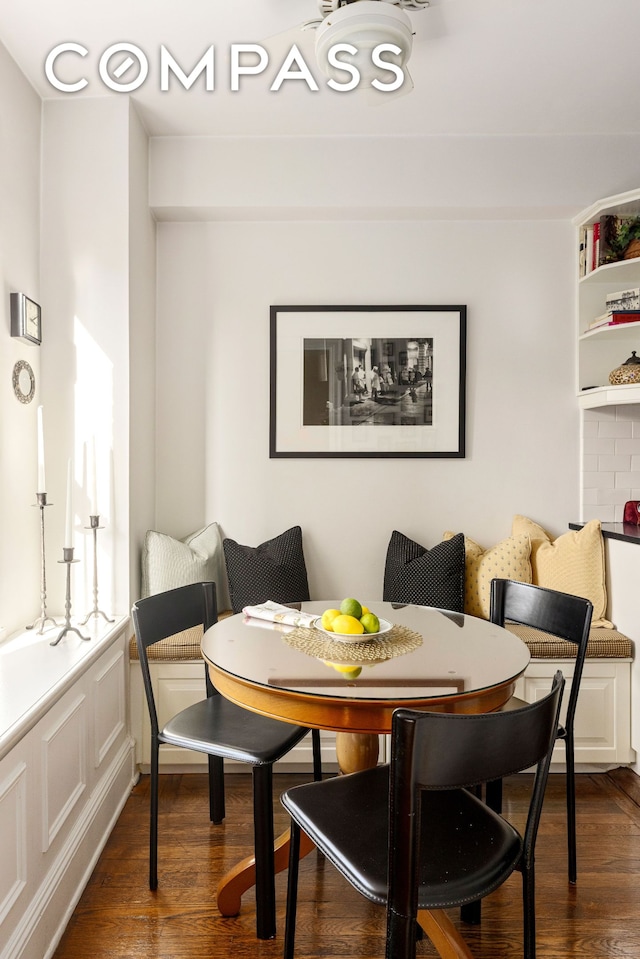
[161,695,310,765]
[282,765,522,908]
[223,526,310,614]
[383,530,465,612]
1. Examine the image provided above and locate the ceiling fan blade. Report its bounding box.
[262,20,320,62]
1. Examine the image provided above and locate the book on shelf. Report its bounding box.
[587,310,640,331]
[598,214,640,266]
[585,225,594,276]
[593,219,601,272]
[605,287,640,311]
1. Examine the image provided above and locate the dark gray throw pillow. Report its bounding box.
[223,525,310,614]
[383,530,465,611]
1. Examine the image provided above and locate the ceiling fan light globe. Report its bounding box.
[315,1,413,81]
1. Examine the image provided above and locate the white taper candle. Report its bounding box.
[89,436,98,516]
[64,459,73,549]
[37,406,46,493]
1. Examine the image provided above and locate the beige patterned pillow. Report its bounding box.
[511,516,611,627]
[443,531,532,619]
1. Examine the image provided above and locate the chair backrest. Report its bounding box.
[490,578,593,731]
[387,671,564,926]
[132,582,218,737]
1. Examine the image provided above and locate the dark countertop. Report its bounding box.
[569,522,640,545]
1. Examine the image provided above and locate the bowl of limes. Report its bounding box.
[314,598,392,643]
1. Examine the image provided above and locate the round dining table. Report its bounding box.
[201,600,530,953]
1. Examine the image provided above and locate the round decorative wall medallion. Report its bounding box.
[12,359,36,404]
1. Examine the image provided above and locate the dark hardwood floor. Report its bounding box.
[52,767,640,958]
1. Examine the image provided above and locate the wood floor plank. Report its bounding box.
[52,770,640,959]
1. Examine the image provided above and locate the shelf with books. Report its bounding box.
[575,189,640,401]
[579,319,640,341]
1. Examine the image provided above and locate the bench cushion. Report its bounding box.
[129,615,633,663]
[129,611,233,662]
[506,623,633,659]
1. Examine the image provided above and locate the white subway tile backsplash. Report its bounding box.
[581,409,640,521]
[584,408,612,422]
[598,454,632,471]
[616,438,640,455]
[598,420,633,438]
[615,404,640,420]
[582,504,615,522]
[597,487,631,505]
[584,437,615,455]
[582,471,615,489]
[615,471,640,487]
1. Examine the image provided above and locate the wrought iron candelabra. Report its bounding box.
[80,515,114,625]
[50,546,90,647]
[26,492,60,634]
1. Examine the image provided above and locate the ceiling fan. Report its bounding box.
[269,0,430,98]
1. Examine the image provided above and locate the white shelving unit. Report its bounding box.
[575,189,640,409]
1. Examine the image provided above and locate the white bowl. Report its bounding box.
[313,616,393,643]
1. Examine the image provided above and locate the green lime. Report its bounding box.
[340,597,363,619]
[360,612,380,634]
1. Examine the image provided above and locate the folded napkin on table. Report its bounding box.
[242,600,317,629]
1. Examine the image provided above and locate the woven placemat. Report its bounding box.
[283,623,423,664]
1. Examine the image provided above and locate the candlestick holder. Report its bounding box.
[80,515,114,625]
[26,492,60,634]
[50,547,90,647]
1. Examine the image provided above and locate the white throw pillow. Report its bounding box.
[140,522,231,612]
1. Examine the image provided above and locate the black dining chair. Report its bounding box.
[281,672,564,959]
[132,581,322,940]
[486,578,593,884]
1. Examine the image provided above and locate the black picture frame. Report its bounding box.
[270,304,466,459]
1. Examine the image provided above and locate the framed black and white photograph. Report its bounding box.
[270,305,466,458]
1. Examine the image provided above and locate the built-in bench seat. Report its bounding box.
[505,624,633,659]
[128,618,634,663]
[128,616,635,771]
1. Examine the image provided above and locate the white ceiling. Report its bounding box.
[1,0,639,140]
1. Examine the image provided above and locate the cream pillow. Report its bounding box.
[443,531,532,619]
[511,516,611,627]
[140,522,231,612]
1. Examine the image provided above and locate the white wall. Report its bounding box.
[40,97,146,617]
[155,216,577,601]
[0,41,42,635]
[128,103,157,604]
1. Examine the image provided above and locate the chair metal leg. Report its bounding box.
[149,737,160,891]
[208,755,225,823]
[485,778,503,813]
[460,901,481,925]
[252,764,276,940]
[522,861,536,959]
[284,819,302,959]
[311,728,322,781]
[385,908,417,959]
[460,784,485,926]
[565,732,577,883]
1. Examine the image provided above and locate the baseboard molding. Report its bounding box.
[2,737,136,959]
